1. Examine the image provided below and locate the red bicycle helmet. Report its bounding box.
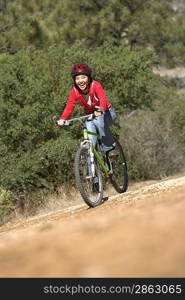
[71,63,92,78]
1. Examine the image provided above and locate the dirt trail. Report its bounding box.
[0,175,185,278]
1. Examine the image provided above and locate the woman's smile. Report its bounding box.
[75,74,89,92]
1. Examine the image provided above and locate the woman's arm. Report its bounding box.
[94,81,110,111]
[60,88,77,120]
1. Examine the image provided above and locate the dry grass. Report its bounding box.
[5,181,127,225]
[5,184,83,225]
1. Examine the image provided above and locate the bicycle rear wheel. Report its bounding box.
[74,146,103,207]
[108,138,128,193]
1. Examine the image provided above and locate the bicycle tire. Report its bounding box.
[74,146,104,207]
[108,138,128,193]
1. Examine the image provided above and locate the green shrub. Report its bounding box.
[0,188,14,223]
[0,137,77,202]
[119,109,185,181]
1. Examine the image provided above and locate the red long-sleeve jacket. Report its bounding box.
[60,80,112,120]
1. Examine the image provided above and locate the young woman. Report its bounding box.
[57,63,116,152]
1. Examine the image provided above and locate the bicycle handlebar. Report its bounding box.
[53,113,94,126]
[65,114,94,125]
[53,106,104,126]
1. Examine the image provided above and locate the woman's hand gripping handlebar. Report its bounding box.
[53,116,70,126]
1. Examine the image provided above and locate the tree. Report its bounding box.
[0,0,184,66]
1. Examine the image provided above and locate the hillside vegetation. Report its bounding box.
[0,0,185,223]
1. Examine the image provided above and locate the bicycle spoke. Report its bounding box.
[74,147,103,207]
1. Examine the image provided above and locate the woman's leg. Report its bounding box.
[85,119,97,147]
[93,108,116,152]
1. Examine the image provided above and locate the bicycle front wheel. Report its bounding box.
[74,147,103,207]
[108,138,128,193]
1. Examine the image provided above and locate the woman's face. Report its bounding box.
[75,74,89,92]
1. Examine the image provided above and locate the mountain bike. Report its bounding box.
[53,113,128,208]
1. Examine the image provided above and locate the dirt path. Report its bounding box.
[0,175,185,277]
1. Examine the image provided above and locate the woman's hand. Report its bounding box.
[57,119,65,126]
[94,111,103,117]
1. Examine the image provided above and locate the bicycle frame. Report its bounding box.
[83,127,110,175]
[54,113,111,175]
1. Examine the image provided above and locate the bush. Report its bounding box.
[0,188,14,223]
[119,109,185,181]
